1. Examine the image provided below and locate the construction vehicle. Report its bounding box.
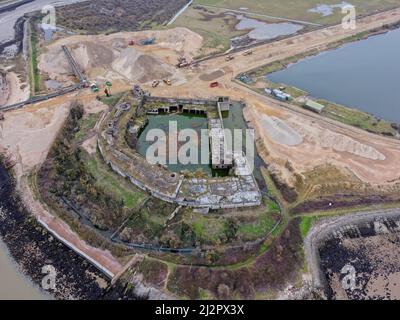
[104,87,111,97]
[176,56,190,68]
[0,111,4,121]
[243,49,253,56]
[90,82,99,92]
[140,37,156,46]
[163,79,172,86]
[210,81,219,88]
[225,55,234,61]
[152,80,160,88]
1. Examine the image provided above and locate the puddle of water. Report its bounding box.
[308,2,352,17]
[234,15,303,41]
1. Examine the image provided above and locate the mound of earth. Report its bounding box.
[39,28,202,85]
[261,115,303,146]
[289,119,385,161]
[111,47,175,83]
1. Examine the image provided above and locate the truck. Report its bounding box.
[243,49,253,56]
[90,82,99,92]
[163,79,172,86]
[0,111,4,121]
[140,37,156,46]
[225,55,234,61]
[152,80,160,88]
[210,81,219,88]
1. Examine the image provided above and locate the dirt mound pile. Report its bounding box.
[261,115,303,146]
[71,42,114,70]
[319,130,386,161]
[111,47,175,83]
[39,27,200,85]
[154,27,203,57]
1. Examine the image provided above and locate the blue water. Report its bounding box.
[268,28,400,123]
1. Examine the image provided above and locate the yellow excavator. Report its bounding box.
[163,79,172,86]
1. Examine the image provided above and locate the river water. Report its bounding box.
[268,28,400,123]
[0,164,49,300]
[0,239,48,299]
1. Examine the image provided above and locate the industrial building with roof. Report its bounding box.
[304,99,325,114]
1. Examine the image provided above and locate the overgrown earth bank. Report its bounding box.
[0,159,137,300]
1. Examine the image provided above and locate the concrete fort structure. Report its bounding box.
[97,93,262,211]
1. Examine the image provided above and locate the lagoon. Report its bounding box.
[268,28,400,123]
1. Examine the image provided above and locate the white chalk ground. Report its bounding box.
[260,114,303,146]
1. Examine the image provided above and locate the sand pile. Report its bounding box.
[289,120,385,161]
[38,47,75,83]
[261,115,303,146]
[71,41,114,70]
[153,27,203,57]
[112,47,175,83]
[39,27,198,84]
[319,129,385,161]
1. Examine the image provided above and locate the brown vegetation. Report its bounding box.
[166,219,303,299]
[56,0,189,33]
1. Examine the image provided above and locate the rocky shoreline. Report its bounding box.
[0,163,136,300]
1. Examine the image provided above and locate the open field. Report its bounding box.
[194,0,400,24]
[171,0,400,56]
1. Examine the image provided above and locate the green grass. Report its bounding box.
[99,92,125,107]
[172,6,243,57]
[299,216,319,238]
[75,113,101,141]
[321,99,398,137]
[266,199,280,213]
[85,154,146,209]
[29,22,41,96]
[238,215,276,238]
[194,0,400,25]
[188,215,225,244]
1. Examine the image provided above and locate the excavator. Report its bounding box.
[176,56,190,68]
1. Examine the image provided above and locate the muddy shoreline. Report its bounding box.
[305,209,400,299]
[0,162,136,300]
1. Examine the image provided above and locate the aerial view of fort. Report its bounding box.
[0,0,400,302]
